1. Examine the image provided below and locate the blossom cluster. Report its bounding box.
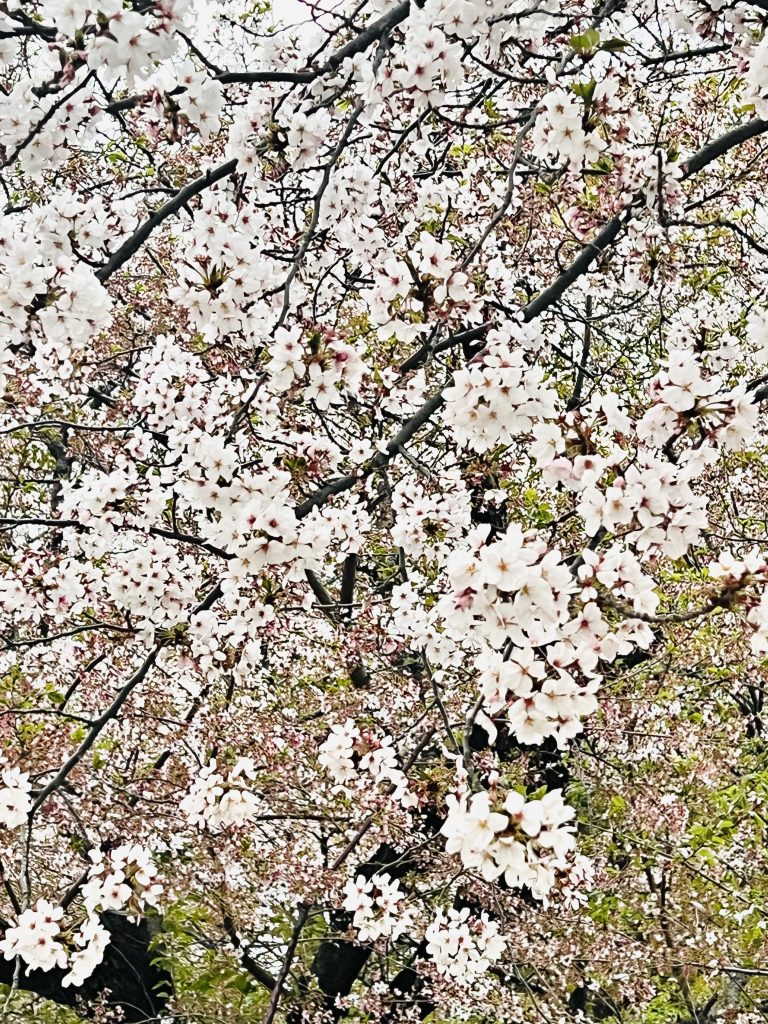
[638,349,758,453]
[318,720,415,805]
[430,524,653,745]
[0,765,32,830]
[0,900,68,974]
[440,788,577,899]
[551,853,595,912]
[531,89,607,168]
[82,844,164,917]
[0,844,162,984]
[391,470,473,564]
[442,338,560,453]
[424,906,506,984]
[342,872,414,943]
[180,757,261,829]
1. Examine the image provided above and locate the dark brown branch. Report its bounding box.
[1,10,56,40]
[29,643,165,815]
[0,518,232,560]
[668,215,768,257]
[305,568,338,620]
[567,294,593,410]
[295,392,443,519]
[398,322,491,374]
[524,117,768,321]
[2,72,94,169]
[339,554,357,621]
[222,913,279,992]
[104,3,412,114]
[683,118,768,176]
[294,115,768,522]
[95,159,238,282]
[217,70,316,85]
[643,43,730,65]
[262,903,310,1024]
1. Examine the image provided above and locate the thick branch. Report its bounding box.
[95,160,238,283]
[105,3,413,114]
[682,118,768,176]
[296,113,768,521]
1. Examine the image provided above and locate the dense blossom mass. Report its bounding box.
[1,0,768,1022]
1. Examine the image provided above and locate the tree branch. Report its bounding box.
[95,160,238,283]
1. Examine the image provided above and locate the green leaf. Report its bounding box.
[600,37,629,52]
[570,28,600,54]
[572,79,597,104]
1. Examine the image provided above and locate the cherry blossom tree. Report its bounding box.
[2,0,768,1021]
